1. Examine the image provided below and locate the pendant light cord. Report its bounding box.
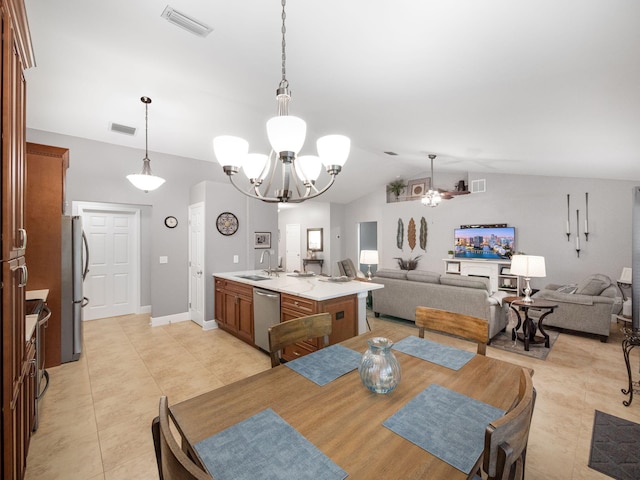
[141,96,152,159]
[280,0,288,90]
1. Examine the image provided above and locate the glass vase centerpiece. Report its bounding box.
[359,337,401,394]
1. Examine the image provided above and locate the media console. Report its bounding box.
[443,258,520,294]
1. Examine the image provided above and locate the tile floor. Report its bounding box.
[24,313,640,479]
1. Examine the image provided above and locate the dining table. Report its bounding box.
[169,324,526,479]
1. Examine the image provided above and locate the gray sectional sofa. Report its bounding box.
[529,273,622,342]
[371,269,509,340]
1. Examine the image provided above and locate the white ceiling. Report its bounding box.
[24,0,640,204]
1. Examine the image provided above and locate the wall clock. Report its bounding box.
[164,216,178,228]
[216,212,239,236]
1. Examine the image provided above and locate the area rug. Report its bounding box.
[487,328,559,361]
[589,410,640,480]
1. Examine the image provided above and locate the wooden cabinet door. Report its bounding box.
[1,10,26,261]
[236,294,253,344]
[214,279,226,324]
[2,256,27,480]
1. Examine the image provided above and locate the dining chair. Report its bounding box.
[415,306,489,355]
[152,396,213,480]
[473,367,536,480]
[268,313,332,367]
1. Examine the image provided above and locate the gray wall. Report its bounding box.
[27,129,278,320]
[345,172,637,292]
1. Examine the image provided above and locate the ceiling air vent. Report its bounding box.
[110,122,136,136]
[161,6,213,38]
[471,179,486,194]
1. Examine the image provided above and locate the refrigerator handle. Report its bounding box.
[82,231,90,280]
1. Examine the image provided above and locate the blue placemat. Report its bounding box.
[383,384,505,474]
[392,335,475,370]
[285,344,362,386]
[195,408,347,480]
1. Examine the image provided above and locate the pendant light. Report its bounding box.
[127,96,165,192]
[212,0,349,203]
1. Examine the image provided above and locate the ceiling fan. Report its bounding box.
[424,154,470,206]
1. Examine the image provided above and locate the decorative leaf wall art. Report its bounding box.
[419,217,427,251]
[396,218,404,250]
[408,218,416,251]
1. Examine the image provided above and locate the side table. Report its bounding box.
[505,297,558,351]
[302,258,324,274]
[621,327,640,406]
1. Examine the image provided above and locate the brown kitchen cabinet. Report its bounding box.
[280,292,357,362]
[214,278,254,345]
[25,143,69,368]
[1,0,34,478]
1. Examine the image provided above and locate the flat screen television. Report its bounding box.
[454,226,515,260]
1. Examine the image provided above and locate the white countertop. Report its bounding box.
[214,270,383,301]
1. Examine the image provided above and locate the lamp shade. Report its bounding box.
[619,267,632,284]
[266,115,307,154]
[360,250,379,265]
[510,255,546,277]
[242,153,269,180]
[126,173,165,191]
[295,155,322,182]
[213,135,249,169]
[317,135,350,167]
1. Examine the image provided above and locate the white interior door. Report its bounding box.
[75,203,140,321]
[285,224,301,272]
[189,203,205,325]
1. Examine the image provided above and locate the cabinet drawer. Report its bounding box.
[224,279,253,297]
[281,293,316,315]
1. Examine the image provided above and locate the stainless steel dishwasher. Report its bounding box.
[253,287,281,351]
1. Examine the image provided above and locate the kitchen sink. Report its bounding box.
[236,275,271,281]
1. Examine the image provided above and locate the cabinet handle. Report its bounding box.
[29,358,36,376]
[19,228,27,249]
[19,265,28,287]
[293,351,301,357]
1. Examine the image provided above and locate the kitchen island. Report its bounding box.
[213,271,383,360]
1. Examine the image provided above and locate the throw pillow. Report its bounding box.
[556,284,578,294]
[575,274,611,296]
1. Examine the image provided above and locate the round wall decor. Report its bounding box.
[216,212,239,236]
[164,216,178,228]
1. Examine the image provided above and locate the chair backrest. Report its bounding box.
[337,258,364,278]
[268,313,332,367]
[415,306,489,355]
[152,396,213,480]
[483,368,536,480]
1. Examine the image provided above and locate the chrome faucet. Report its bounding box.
[260,250,276,276]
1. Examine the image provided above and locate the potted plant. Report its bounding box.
[393,255,421,270]
[387,179,406,200]
[447,250,454,259]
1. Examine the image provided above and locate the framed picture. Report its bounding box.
[501,266,511,275]
[407,177,431,198]
[254,232,271,249]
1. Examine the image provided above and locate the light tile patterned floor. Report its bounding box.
[25,313,640,479]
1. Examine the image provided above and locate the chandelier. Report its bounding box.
[421,154,442,207]
[126,96,165,192]
[213,0,350,203]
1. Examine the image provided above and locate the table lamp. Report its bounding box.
[510,255,546,303]
[359,250,379,280]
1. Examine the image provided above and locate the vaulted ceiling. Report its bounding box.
[24,0,640,204]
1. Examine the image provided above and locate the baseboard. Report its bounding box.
[150,311,191,327]
[202,319,219,331]
[139,305,151,314]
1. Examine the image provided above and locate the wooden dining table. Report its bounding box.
[170,324,525,479]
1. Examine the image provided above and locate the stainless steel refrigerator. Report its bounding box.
[60,216,89,363]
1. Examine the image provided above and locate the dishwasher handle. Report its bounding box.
[254,290,280,299]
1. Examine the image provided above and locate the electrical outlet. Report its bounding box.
[233,255,239,263]
[159,256,168,264]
